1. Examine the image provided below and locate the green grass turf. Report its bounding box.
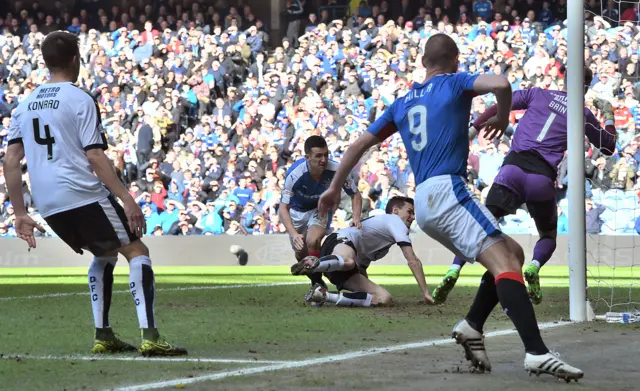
[0,267,638,390]
[0,358,240,391]
[0,264,638,284]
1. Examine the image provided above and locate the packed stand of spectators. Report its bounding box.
[0,0,639,237]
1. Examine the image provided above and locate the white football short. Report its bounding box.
[415,175,504,262]
[289,208,329,233]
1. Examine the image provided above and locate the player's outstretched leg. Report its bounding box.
[433,256,465,304]
[305,283,375,307]
[89,255,137,353]
[123,243,187,357]
[291,254,345,275]
[477,239,583,381]
[524,236,555,305]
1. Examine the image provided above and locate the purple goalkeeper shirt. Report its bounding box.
[509,88,615,168]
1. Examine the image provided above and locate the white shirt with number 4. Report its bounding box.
[8,82,109,218]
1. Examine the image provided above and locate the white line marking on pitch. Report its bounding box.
[112,321,572,391]
[0,282,307,301]
[0,355,294,365]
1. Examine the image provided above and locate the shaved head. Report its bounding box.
[422,34,460,73]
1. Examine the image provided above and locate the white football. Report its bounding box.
[229,245,243,254]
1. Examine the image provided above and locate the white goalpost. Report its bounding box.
[568,0,640,323]
[567,0,589,322]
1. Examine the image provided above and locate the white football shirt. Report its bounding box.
[336,214,412,268]
[8,82,109,218]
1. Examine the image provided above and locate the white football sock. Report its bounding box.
[531,260,541,268]
[129,255,156,329]
[88,256,118,329]
[313,255,345,272]
[326,292,340,303]
[335,292,373,307]
[450,264,462,271]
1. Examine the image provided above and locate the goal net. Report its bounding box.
[583,2,640,318]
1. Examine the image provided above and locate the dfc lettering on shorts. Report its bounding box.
[130,282,141,306]
[89,276,98,302]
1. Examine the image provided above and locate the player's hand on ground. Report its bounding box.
[318,186,341,219]
[423,292,435,305]
[123,198,146,238]
[15,215,45,249]
[481,115,509,140]
[291,233,305,251]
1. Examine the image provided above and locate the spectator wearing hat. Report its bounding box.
[198,200,223,234]
[176,220,203,236]
[168,209,198,235]
[160,200,183,233]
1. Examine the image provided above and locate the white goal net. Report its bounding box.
[584,1,640,317]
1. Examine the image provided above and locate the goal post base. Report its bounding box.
[586,299,596,321]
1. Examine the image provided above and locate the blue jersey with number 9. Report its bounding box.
[367,73,479,185]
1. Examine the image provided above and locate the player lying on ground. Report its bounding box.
[318,34,583,381]
[432,68,617,305]
[4,31,186,356]
[279,135,361,288]
[291,196,434,307]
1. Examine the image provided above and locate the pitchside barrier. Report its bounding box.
[0,234,635,268]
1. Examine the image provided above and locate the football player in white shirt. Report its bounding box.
[292,196,435,307]
[4,31,186,356]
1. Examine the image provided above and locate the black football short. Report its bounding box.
[44,195,138,256]
[320,233,365,291]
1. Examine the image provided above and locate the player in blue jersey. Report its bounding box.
[318,34,583,381]
[432,67,617,305]
[280,136,361,285]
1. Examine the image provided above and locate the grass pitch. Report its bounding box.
[0,265,638,390]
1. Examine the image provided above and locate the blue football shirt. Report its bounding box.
[281,158,357,212]
[367,73,479,185]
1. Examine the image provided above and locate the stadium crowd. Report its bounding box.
[0,0,638,237]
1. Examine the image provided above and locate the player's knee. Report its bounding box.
[375,292,393,306]
[342,256,356,270]
[120,240,150,261]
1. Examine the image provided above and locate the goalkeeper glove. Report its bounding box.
[593,97,614,124]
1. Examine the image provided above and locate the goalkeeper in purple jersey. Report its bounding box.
[433,68,617,305]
